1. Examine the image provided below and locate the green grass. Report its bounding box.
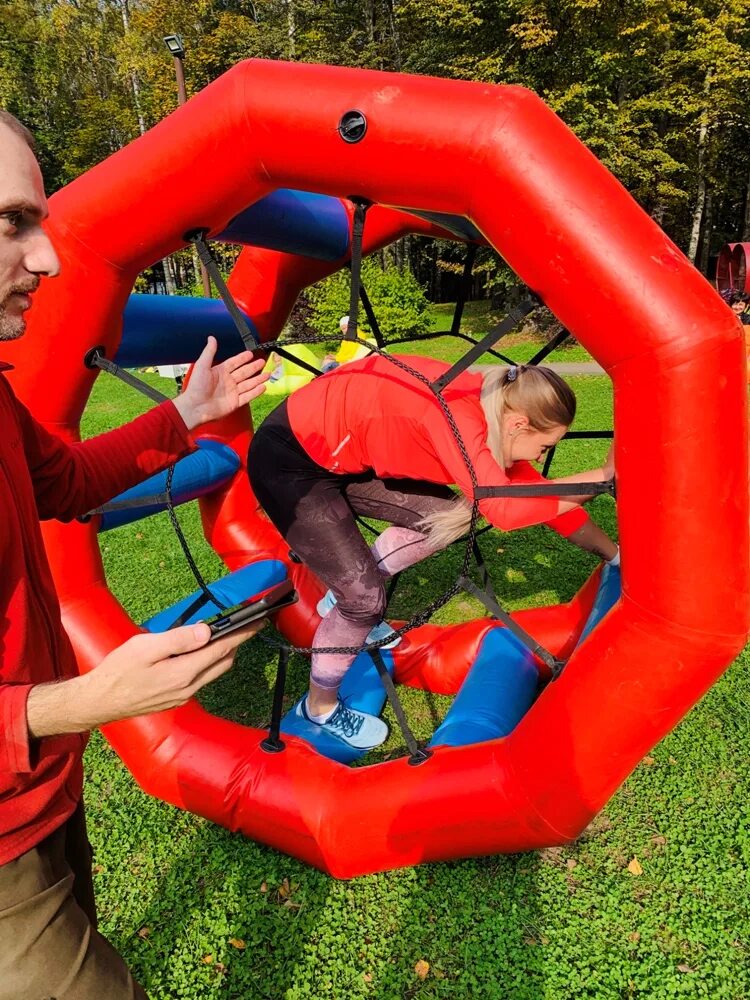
[78,357,749,1000]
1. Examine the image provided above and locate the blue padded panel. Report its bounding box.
[99,439,240,531]
[280,649,395,765]
[143,560,288,632]
[217,189,350,261]
[117,294,255,368]
[577,563,621,645]
[428,629,538,749]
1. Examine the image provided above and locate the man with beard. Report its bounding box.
[0,110,269,999]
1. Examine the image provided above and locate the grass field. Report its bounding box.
[78,339,749,1000]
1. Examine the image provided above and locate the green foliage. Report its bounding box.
[308,258,430,340]
[2,0,748,279]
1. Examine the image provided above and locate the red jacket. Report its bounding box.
[0,367,194,864]
[287,354,588,536]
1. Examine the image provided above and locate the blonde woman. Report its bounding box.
[249,356,616,751]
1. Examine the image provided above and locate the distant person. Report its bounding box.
[722,290,750,380]
[336,314,377,366]
[267,351,284,382]
[729,290,750,325]
[321,352,340,373]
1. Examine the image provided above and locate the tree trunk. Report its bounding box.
[163,256,177,295]
[699,190,713,274]
[119,0,146,135]
[385,0,402,70]
[365,1,376,46]
[687,68,713,263]
[742,165,750,241]
[286,0,296,59]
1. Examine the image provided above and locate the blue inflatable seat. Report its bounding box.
[142,560,288,632]
[428,629,539,749]
[99,438,240,531]
[428,562,622,750]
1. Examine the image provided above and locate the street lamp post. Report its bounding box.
[163,34,187,104]
[163,33,212,298]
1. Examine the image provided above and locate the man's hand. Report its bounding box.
[26,619,265,738]
[172,337,269,431]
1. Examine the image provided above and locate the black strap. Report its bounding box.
[273,345,324,380]
[541,431,613,479]
[261,647,289,753]
[450,244,478,339]
[359,284,384,349]
[167,589,214,629]
[346,200,370,342]
[527,327,571,366]
[430,296,539,392]
[563,430,614,439]
[188,229,322,381]
[188,230,258,351]
[471,537,500,607]
[86,350,170,405]
[369,648,431,765]
[474,479,615,499]
[384,328,515,365]
[458,575,565,678]
[541,447,557,478]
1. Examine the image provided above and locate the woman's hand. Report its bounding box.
[173,337,269,431]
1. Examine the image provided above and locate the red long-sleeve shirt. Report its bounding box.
[0,366,195,864]
[287,354,588,536]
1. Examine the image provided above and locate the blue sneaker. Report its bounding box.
[364,620,402,649]
[315,590,402,649]
[316,590,337,617]
[297,697,389,750]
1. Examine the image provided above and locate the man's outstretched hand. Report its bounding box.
[173,336,269,430]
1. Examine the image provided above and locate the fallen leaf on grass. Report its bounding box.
[415,960,430,979]
[627,857,643,876]
[362,973,373,983]
[651,835,667,846]
[642,756,656,766]
[228,938,246,950]
[566,859,577,870]
[278,878,298,898]
[677,964,694,974]
[628,932,641,943]
[137,927,150,939]
[260,882,268,893]
[202,954,213,964]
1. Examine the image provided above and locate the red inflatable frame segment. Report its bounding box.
[4,60,748,877]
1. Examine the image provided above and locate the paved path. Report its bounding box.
[545,362,605,376]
